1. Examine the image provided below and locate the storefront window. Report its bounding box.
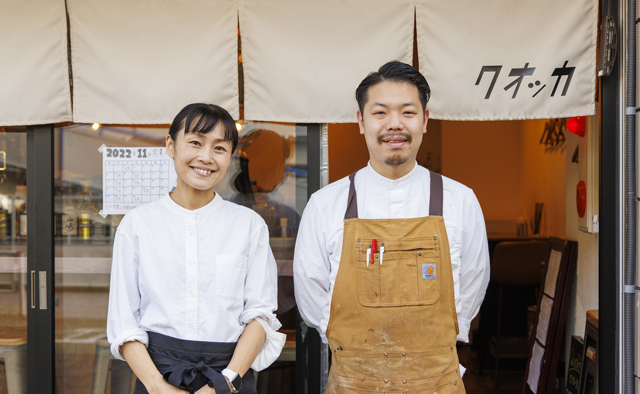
[0,127,28,394]
[53,122,306,393]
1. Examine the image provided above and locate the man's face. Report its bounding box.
[358,81,428,176]
[166,124,233,193]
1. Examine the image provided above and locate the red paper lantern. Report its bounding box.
[567,117,586,137]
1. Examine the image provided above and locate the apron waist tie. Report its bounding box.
[144,331,237,394]
[161,359,231,394]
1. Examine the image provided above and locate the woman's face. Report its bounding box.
[166,124,233,193]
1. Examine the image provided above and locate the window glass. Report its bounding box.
[54,122,306,393]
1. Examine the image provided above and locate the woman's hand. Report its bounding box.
[194,385,216,394]
[147,376,190,394]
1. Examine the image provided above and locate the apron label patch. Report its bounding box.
[422,264,436,279]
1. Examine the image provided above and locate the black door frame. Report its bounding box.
[26,124,55,394]
[599,0,621,392]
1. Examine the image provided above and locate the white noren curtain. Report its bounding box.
[240,0,414,123]
[68,0,238,124]
[0,0,72,126]
[417,0,598,120]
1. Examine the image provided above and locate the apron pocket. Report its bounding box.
[336,381,460,393]
[356,237,440,307]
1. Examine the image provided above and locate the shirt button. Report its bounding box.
[188,324,195,331]
[189,260,195,266]
[188,292,195,297]
[188,230,195,236]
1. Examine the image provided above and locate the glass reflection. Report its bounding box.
[0,128,28,394]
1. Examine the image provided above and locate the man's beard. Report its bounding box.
[378,132,412,166]
[385,153,410,166]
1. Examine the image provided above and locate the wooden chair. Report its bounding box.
[0,326,27,394]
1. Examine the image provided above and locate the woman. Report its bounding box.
[107,103,285,394]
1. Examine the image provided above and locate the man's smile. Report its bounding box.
[378,132,412,148]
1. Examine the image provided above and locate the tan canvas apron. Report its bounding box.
[325,170,465,394]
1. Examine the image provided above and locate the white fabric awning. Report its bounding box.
[0,0,72,126]
[1,1,600,125]
[239,0,414,123]
[68,0,239,124]
[416,0,598,120]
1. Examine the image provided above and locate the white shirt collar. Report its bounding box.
[364,161,423,190]
[160,192,224,215]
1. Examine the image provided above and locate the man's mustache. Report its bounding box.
[377,132,412,144]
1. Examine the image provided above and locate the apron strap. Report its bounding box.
[344,169,444,219]
[344,172,359,220]
[428,170,443,217]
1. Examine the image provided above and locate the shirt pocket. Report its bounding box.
[357,237,440,308]
[216,254,246,301]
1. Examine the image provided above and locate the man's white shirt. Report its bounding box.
[293,162,490,344]
[107,193,282,364]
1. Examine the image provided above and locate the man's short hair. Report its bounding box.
[168,103,239,153]
[355,61,431,114]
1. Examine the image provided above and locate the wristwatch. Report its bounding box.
[221,368,243,393]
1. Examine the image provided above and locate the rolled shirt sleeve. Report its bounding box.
[456,192,490,343]
[239,223,285,371]
[107,221,149,361]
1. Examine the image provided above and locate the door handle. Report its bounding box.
[30,270,35,308]
[39,271,47,310]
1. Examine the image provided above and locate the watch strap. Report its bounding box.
[221,368,243,392]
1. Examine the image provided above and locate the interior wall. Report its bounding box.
[441,121,523,220]
[327,123,369,182]
[520,120,567,238]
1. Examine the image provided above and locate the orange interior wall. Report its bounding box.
[327,123,369,182]
[441,121,524,220]
[520,120,566,238]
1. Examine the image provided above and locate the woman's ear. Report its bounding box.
[166,135,175,159]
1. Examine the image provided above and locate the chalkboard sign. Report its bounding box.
[522,238,578,394]
[566,335,583,394]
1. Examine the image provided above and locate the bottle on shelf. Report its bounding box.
[0,203,7,242]
[14,185,26,242]
[78,183,94,242]
[54,179,63,239]
[61,204,78,243]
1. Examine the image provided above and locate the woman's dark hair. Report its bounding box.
[355,61,431,114]
[168,103,238,153]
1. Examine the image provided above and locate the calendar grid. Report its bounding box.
[101,147,177,214]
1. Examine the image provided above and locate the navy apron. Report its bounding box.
[133,332,257,394]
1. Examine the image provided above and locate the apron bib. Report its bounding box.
[325,170,464,393]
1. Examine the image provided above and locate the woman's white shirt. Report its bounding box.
[107,193,284,370]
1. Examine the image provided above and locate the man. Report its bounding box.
[293,61,490,393]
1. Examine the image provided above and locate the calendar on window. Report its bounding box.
[100,145,177,216]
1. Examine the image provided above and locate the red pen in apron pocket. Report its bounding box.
[371,239,377,266]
